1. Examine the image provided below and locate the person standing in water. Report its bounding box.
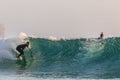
[16,42,29,59]
[98,32,104,39]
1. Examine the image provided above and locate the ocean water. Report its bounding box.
[0,37,120,80]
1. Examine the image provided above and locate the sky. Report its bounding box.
[0,0,120,39]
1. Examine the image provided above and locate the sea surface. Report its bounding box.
[0,37,120,80]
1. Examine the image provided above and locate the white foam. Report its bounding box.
[49,36,57,41]
[19,32,28,39]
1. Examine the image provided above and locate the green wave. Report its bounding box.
[1,37,120,78]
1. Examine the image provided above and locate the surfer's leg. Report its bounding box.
[17,50,24,58]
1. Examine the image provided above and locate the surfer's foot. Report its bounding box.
[16,56,20,60]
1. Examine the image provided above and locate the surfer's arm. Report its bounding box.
[27,46,30,50]
[27,45,31,50]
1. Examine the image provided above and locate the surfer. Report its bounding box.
[16,42,29,59]
[98,32,104,40]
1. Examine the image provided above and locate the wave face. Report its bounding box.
[0,37,120,78]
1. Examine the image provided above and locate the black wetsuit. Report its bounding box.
[16,44,28,58]
[98,33,104,39]
[100,33,103,39]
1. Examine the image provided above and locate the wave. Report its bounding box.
[0,37,120,78]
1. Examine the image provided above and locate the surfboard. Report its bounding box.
[16,56,23,60]
[16,56,27,67]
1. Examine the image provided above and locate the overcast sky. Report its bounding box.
[0,0,120,39]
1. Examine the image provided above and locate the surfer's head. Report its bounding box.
[26,41,29,45]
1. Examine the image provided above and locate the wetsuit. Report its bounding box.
[100,33,103,39]
[16,44,28,58]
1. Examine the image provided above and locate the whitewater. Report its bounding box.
[0,37,120,80]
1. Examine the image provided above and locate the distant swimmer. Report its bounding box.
[16,42,29,59]
[98,32,104,39]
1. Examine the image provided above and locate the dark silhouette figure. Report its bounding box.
[98,32,104,39]
[16,42,29,59]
